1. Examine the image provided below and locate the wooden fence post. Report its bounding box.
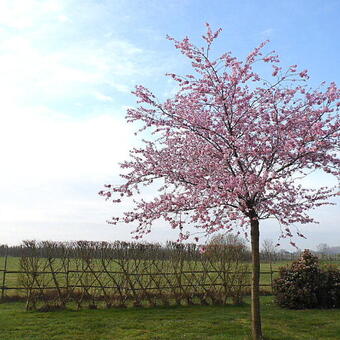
[1,246,8,301]
[269,257,273,292]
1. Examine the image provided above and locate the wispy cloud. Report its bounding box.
[94,92,114,102]
[0,0,171,245]
[0,0,164,112]
[0,0,64,29]
[260,28,274,38]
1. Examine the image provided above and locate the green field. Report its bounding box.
[0,296,339,340]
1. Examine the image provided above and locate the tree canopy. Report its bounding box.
[100,24,339,244]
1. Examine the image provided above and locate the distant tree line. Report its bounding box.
[1,238,339,262]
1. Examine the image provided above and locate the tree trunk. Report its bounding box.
[250,218,263,340]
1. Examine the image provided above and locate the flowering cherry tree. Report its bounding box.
[100,25,339,340]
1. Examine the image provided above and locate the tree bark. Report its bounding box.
[250,218,263,340]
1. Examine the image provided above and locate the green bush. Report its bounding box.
[273,249,340,309]
[318,264,340,308]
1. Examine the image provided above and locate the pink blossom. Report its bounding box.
[100,24,339,245]
[199,246,207,254]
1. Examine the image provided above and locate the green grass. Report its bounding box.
[0,296,339,339]
[1,256,21,287]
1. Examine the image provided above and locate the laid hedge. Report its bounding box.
[273,249,340,309]
[17,240,250,311]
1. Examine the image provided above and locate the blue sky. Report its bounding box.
[0,0,339,249]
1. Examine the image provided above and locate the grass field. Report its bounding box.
[0,296,339,340]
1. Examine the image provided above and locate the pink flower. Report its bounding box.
[102,23,339,258]
[199,246,207,254]
[299,70,309,78]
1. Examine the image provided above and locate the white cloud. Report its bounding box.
[57,15,71,23]
[0,0,162,111]
[0,103,136,243]
[94,92,114,101]
[0,0,65,29]
[0,0,165,245]
[0,105,132,187]
[0,35,145,105]
[260,28,274,37]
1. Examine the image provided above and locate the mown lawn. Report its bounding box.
[0,296,339,340]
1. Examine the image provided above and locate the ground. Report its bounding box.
[0,296,339,340]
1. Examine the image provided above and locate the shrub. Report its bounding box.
[318,264,340,308]
[273,249,340,309]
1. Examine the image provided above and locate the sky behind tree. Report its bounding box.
[0,0,339,249]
